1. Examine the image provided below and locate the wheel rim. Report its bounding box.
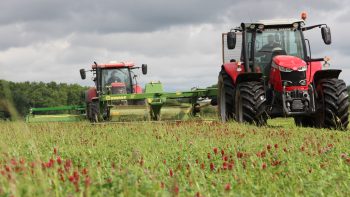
[220,83,226,122]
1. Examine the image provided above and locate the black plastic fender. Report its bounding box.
[236,73,263,84]
[313,69,341,86]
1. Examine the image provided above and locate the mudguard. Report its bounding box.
[222,62,263,86]
[313,69,342,86]
[85,87,97,103]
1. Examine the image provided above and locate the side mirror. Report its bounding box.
[227,32,236,49]
[142,64,147,75]
[80,69,86,80]
[321,26,331,45]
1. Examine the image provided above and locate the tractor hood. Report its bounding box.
[273,55,307,70]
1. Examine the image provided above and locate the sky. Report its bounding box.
[0,0,349,91]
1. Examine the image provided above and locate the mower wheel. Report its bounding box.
[235,81,267,126]
[218,69,235,122]
[316,78,349,130]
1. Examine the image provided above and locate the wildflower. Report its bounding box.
[223,156,228,161]
[82,168,88,175]
[271,160,281,166]
[242,160,247,169]
[68,175,75,183]
[225,183,231,191]
[221,149,225,156]
[267,144,272,151]
[262,162,267,169]
[64,160,72,172]
[10,159,17,166]
[169,169,173,177]
[213,148,218,155]
[237,152,243,158]
[19,158,25,165]
[59,174,65,182]
[228,163,234,170]
[222,162,228,170]
[340,153,347,159]
[5,165,11,172]
[85,176,91,187]
[207,153,211,159]
[210,162,215,171]
[57,156,62,165]
[174,185,179,194]
[274,144,278,149]
[49,158,55,166]
[139,158,144,166]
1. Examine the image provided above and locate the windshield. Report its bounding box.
[101,68,132,93]
[246,28,305,75]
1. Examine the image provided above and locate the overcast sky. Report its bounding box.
[0,0,349,90]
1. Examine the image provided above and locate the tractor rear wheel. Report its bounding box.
[235,81,267,125]
[218,69,235,122]
[316,78,349,130]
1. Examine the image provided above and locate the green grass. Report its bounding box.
[0,119,349,196]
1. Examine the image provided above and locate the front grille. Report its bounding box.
[280,71,306,86]
[291,99,304,111]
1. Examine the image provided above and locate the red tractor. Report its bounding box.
[80,61,147,122]
[218,16,349,130]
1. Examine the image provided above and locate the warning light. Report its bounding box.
[301,12,307,20]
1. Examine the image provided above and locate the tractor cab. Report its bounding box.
[226,19,331,77]
[226,19,330,76]
[101,67,133,94]
[248,20,306,76]
[80,61,147,96]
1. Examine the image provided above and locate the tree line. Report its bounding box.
[0,80,87,119]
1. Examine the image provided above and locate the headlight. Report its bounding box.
[279,66,293,72]
[297,66,307,71]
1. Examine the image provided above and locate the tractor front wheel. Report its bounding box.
[90,101,100,123]
[316,78,349,130]
[235,81,267,126]
[218,69,235,122]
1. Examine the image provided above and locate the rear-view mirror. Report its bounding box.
[321,26,331,45]
[80,69,86,80]
[142,64,147,75]
[227,32,236,49]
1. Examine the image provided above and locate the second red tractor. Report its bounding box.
[218,17,349,130]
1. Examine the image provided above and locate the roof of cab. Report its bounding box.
[91,61,135,69]
[255,19,304,26]
[239,18,305,30]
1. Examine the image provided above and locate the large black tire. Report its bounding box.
[90,101,100,123]
[235,81,267,126]
[218,69,235,122]
[315,78,349,130]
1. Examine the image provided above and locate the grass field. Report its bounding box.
[0,119,350,196]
